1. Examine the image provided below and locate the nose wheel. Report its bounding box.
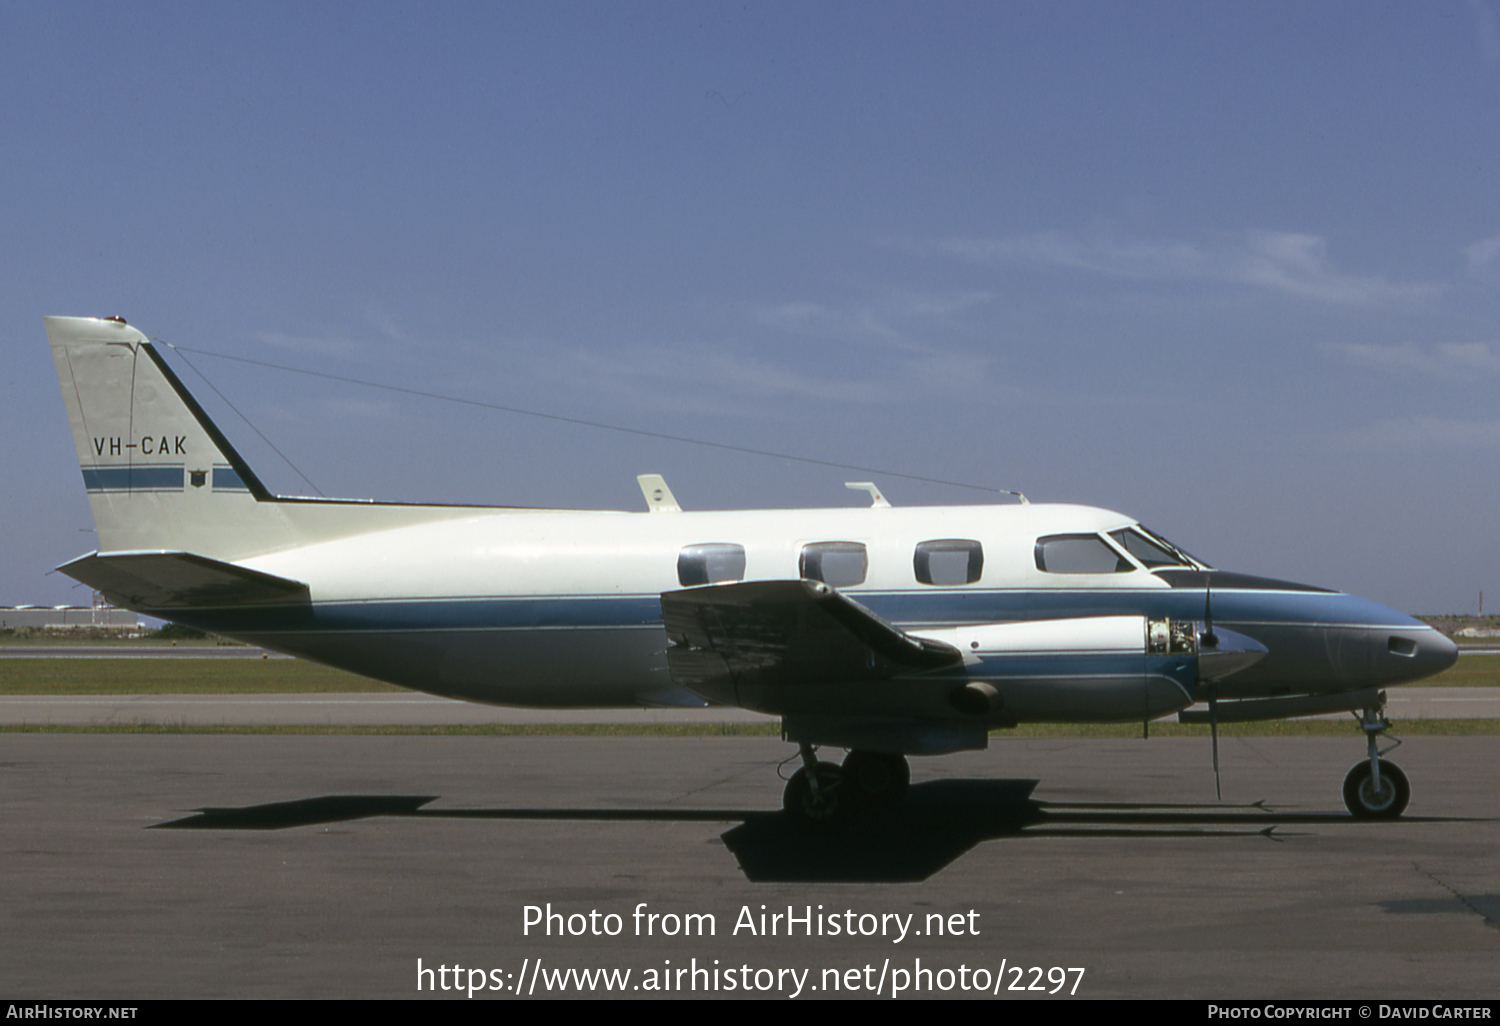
[1343,695,1409,819]
[1343,759,1410,818]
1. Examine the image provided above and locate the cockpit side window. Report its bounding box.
[1108,528,1188,569]
[1136,525,1209,569]
[1035,534,1134,574]
[677,543,747,587]
[914,539,984,585]
[799,541,868,587]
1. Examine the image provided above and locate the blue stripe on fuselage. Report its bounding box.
[142,585,1422,637]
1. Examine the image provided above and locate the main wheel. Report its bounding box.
[783,761,854,829]
[1342,760,1410,819]
[841,751,910,807]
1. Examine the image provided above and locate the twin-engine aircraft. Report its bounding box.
[44,316,1458,826]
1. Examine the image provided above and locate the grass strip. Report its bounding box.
[3,719,1497,737]
[2,654,1497,696]
[0,659,400,695]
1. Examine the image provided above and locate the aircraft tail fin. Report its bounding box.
[46,316,281,559]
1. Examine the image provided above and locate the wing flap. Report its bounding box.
[57,551,310,609]
[660,580,961,699]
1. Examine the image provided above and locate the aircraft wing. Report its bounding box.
[660,579,962,698]
[57,551,311,609]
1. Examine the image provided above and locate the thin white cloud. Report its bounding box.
[238,290,1013,425]
[543,339,932,410]
[1463,232,1500,276]
[254,329,368,360]
[1441,342,1500,372]
[1469,0,1500,67]
[1320,415,1500,453]
[938,229,1443,306]
[254,309,426,362]
[756,302,905,347]
[885,289,996,320]
[754,290,995,352]
[1322,341,1500,377]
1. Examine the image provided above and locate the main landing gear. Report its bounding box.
[783,744,910,828]
[1343,696,1409,819]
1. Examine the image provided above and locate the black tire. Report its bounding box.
[783,761,854,829]
[1342,760,1410,819]
[842,750,910,807]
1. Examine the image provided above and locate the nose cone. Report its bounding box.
[1387,627,1458,683]
[1177,575,1461,696]
[1336,620,1459,687]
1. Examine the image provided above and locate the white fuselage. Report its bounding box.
[151,500,1453,715]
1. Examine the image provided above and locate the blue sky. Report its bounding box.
[4,2,1498,615]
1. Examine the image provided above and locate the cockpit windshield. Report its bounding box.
[1108,526,1208,569]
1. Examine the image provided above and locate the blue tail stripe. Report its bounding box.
[82,465,184,492]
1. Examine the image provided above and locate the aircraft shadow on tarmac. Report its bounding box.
[149,778,1463,883]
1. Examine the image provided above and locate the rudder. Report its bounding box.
[46,316,278,559]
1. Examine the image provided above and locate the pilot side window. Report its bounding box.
[1108,528,1188,568]
[1034,534,1134,574]
[914,539,984,585]
[677,543,747,587]
[799,541,868,588]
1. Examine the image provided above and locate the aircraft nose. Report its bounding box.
[1402,628,1458,678]
[1361,623,1458,686]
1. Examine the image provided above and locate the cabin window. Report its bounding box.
[1034,534,1133,574]
[799,541,868,587]
[914,539,984,585]
[677,543,747,587]
[1108,528,1188,568]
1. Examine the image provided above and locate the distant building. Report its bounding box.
[0,592,138,630]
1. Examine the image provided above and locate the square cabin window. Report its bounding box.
[798,541,868,588]
[677,543,747,587]
[914,539,984,585]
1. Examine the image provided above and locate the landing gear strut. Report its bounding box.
[783,746,852,829]
[1342,696,1409,819]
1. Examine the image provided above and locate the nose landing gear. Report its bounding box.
[1343,696,1409,819]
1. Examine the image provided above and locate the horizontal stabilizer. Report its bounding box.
[57,551,310,609]
[661,580,961,698]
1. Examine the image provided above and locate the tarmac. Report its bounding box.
[2,732,1497,999]
[4,647,1498,1000]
